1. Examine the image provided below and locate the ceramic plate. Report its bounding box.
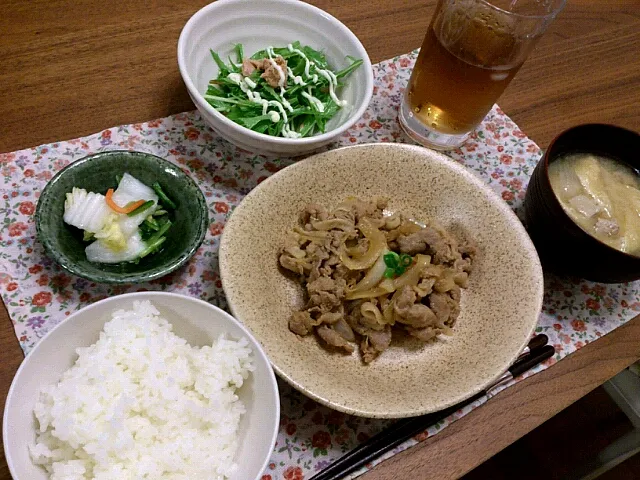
[36,151,208,284]
[219,143,543,418]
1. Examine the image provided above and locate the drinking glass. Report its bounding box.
[398,0,566,150]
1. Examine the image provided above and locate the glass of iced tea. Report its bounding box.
[399,0,566,150]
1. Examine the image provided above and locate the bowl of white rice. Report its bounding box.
[3,292,280,480]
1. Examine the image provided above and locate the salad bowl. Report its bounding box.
[177,0,374,156]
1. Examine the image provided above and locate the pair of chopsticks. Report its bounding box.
[310,334,554,480]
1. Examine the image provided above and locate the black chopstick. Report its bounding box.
[516,333,548,362]
[310,335,554,480]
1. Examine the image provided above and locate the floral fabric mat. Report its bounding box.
[1,50,638,480]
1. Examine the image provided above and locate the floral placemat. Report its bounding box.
[1,49,638,480]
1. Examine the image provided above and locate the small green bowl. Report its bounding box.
[36,151,208,284]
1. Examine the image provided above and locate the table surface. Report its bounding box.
[1,1,639,478]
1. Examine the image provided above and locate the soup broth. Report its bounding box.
[548,153,640,257]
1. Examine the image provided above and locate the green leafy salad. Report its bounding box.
[204,42,363,138]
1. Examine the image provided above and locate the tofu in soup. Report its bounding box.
[548,153,640,256]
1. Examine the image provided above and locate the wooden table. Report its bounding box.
[1,1,639,478]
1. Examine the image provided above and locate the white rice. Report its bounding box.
[29,300,254,480]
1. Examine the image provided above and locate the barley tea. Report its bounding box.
[399,0,564,149]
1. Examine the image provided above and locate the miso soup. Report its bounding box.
[548,153,640,256]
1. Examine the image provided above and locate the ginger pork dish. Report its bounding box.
[279,198,476,363]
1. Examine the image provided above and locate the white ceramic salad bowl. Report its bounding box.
[177,0,374,156]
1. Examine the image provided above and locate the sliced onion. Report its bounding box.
[399,221,422,235]
[382,305,394,324]
[347,251,388,294]
[346,255,430,299]
[293,226,328,243]
[346,242,369,257]
[383,287,406,325]
[378,293,391,311]
[284,245,306,259]
[392,254,431,289]
[345,284,394,300]
[384,213,401,230]
[434,271,457,293]
[339,218,387,270]
[414,278,435,297]
[439,325,454,336]
[360,302,386,331]
[311,218,355,231]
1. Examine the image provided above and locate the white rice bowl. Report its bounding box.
[3,293,279,480]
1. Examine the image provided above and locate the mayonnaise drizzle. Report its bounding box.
[286,44,318,82]
[301,90,325,112]
[224,44,350,137]
[269,111,281,122]
[227,73,244,85]
[286,43,346,107]
[279,87,293,112]
[267,99,288,123]
[282,123,302,138]
[263,47,293,112]
[266,47,286,88]
[286,67,306,86]
[317,69,348,107]
[227,73,287,122]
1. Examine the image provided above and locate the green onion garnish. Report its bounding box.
[400,255,413,267]
[383,252,413,278]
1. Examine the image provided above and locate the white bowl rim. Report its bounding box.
[177,0,374,146]
[2,291,280,480]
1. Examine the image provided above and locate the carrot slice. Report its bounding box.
[105,188,146,214]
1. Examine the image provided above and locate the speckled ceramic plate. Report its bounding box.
[219,143,543,418]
